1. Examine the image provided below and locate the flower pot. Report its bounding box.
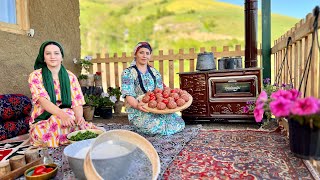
[100,106,113,119]
[114,101,124,114]
[79,79,87,87]
[288,119,320,160]
[87,74,95,86]
[94,107,101,117]
[83,106,95,121]
[95,79,102,87]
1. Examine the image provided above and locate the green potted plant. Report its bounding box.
[97,92,117,119]
[74,56,94,86]
[108,87,123,114]
[78,74,88,87]
[83,94,99,121]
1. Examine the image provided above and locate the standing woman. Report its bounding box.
[121,42,185,135]
[28,40,97,147]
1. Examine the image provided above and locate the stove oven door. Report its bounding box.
[208,75,258,101]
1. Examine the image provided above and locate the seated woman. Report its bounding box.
[121,42,185,135]
[28,40,97,147]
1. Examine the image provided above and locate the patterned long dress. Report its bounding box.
[28,69,96,147]
[121,66,185,135]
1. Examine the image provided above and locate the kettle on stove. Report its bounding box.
[196,52,216,71]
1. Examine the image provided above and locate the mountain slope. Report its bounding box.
[80,0,299,56]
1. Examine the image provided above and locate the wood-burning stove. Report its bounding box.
[179,68,261,122]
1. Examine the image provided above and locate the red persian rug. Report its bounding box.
[163,128,317,180]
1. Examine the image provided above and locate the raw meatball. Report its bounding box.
[167,101,177,109]
[155,93,163,99]
[142,95,150,103]
[174,88,182,94]
[148,100,157,108]
[156,97,164,103]
[157,102,166,110]
[162,91,170,98]
[146,91,152,96]
[180,94,190,102]
[176,98,186,107]
[167,97,174,102]
[170,93,180,101]
[154,88,163,94]
[179,90,188,96]
[164,87,171,92]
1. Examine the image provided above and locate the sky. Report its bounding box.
[217,0,320,19]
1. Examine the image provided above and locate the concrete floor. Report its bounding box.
[91,113,261,130]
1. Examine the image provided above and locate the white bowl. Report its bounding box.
[67,129,104,143]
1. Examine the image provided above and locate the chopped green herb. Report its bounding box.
[69,131,99,141]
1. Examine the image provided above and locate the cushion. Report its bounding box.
[0,94,32,121]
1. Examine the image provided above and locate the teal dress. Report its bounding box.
[121,66,185,135]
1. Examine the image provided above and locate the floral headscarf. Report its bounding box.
[130,42,152,66]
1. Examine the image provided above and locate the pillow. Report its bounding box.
[0,94,32,121]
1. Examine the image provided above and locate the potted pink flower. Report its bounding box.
[254,88,320,159]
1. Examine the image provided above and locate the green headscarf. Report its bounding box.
[34,41,71,123]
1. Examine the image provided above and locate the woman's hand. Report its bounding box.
[59,111,75,127]
[137,101,148,112]
[75,116,86,126]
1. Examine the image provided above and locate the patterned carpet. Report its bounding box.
[2,125,319,179]
[163,128,317,180]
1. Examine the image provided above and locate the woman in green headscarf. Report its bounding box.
[28,40,97,147]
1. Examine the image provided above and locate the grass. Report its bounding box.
[80,0,299,57]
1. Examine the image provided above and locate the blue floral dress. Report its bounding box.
[121,66,185,135]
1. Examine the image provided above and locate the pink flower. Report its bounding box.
[291,97,319,116]
[58,134,68,142]
[75,94,83,100]
[254,105,264,122]
[42,133,52,142]
[288,89,300,101]
[39,92,47,97]
[32,78,40,84]
[257,91,268,103]
[271,89,294,100]
[49,122,58,132]
[269,97,292,117]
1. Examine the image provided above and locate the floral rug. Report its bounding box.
[163,128,318,180]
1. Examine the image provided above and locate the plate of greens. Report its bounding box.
[67,129,105,143]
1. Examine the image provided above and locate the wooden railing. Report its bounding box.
[271,13,320,98]
[90,45,262,90]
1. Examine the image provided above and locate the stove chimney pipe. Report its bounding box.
[245,0,258,68]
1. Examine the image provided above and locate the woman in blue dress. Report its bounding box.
[121,42,185,135]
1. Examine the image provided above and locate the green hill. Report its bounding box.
[79,0,299,56]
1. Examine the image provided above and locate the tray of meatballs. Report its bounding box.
[138,87,193,114]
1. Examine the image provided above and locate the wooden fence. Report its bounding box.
[90,45,262,90]
[272,13,320,98]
